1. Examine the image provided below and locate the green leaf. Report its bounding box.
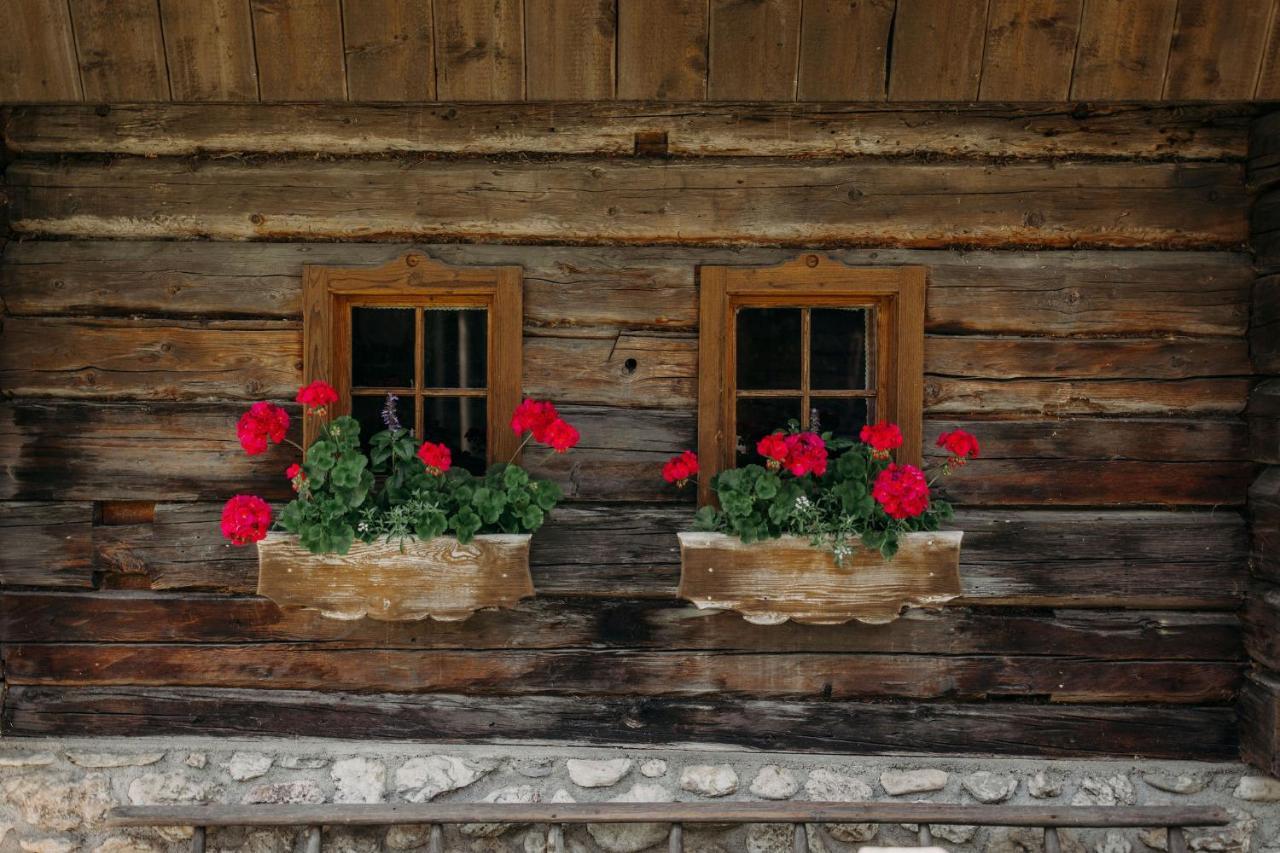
[307,440,336,471]
[693,505,721,531]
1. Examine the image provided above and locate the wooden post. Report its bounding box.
[668,823,683,852]
[918,824,933,845]
[303,826,320,853]
[427,824,443,853]
[1044,827,1061,853]
[548,824,565,853]
[792,823,806,853]
[1168,827,1188,853]
[190,826,205,853]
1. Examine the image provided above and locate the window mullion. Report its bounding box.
[414,308,425,439]
[800,308,811,429]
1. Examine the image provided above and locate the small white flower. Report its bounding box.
[794,495,812,510]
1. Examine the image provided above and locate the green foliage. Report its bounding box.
[277,418,564,555]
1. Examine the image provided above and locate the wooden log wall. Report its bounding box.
[1244,111,1280,775]
[0,102,1261,758]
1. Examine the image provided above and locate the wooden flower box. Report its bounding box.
[676,531,963,625]
[256,532,534,622]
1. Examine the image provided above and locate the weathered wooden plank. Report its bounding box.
[1163,0,1275,100]
[158,0,259,101]
[2,686,1239,759]
[707,0,801,101]
[1241,670,1280,776]
[1,642,1240,703]
[1249,111,1280,193]
[0,502,95,589]
[1070,0,1177,100]
[1246,583,1280,671]
[0,0,81,102]
[1255,276,1280,375]
[888,0,989,101]
[1257,16,1280,99]
[1251,380,1280,464]
[7,158,1246,247]
[341,0,435,101]
[2,242,1250,338]
[979,0,1083,101]
[796,0,894,101]
[433,0,524,100]
[249,0,346,101]
[1252,469,1280,583]
[525,0,616,100]
[68,0,170,101]
[3,104,1251,160]
[2,591,1243,660]
[616,0,707,100]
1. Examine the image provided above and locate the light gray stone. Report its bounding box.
[963,771,1018,804]
[1073,775,1137,807]
[460,785,541,838]
[804,769,876,842]
[746,824,796,853]
[935,824,978,844]
[587,782,674,853]
[550,788,576,803]
[567,758,632,789]
[639,759,668,778]
[394,756,495,803]
[680,764,738,798]
[513,757,554,778]
[1234,776,1280,802]
[1139,828,1168,850]
[1097,831,1133,853]
[1144,772,1206,795]
[93,838,162,853]
[236,829,298,853]
[242,781,325,805]
[750,766,799,800]
[66,752,163,769]
[128,772,215,805]
[0,753,56,768]
[1188,808,1257,852]
[277,755,329,770]
[182,752,207,768]
[226,752,273,781]
[322,828,379,853]
[20,839,75,853]
[332,758,385,804]
[1029,770,1066,799]
[881,768,948,796]
[384,825,430,850]
[5,773,112,831]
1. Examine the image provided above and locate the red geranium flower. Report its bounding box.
[237,401,290,456]
[511,399,559,439]
[417,441,452,475]
[542,418,580,454]
[872,463,930,519]
[757,432,790,469]
[860,422,903,458]
[783,432,828,477]
[220,494,273,546]
[936,428,980,466]
[295,380,339,412]
[661,450,699,486]
[285,463,305,491]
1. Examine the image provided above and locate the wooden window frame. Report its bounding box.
[697,254,925,506]
[302,251,524,463]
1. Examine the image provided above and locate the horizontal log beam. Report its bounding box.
[0,502,94,588]
[5,158,1247,248]
[1,686,1239,759]
[4,103,1251,160]
[1241,671,1280,775]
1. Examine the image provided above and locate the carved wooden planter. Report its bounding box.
[677,531,963,625]
[256,532,534,622]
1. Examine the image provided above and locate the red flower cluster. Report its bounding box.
[511,398,580,454]
[220,494,272,546]
[757,433,789,466]
[237,401,290,455]
[872,463,930,519]
[860,422,903,458]
[417,441,452,475]
[285,463,305,491]
[662,450,699,486]
[936,428,980,466]
[757,431,828,477]
[296,380,339,412]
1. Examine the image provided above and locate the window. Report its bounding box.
[302,252,523,469]
[697,255,925,505]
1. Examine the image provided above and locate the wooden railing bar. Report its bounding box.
[106,803,1232,829]
[1169,827,1188,853]
[1045,826,1061,853]
[669,822,682,853]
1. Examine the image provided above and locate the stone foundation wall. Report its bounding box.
[2,739,1278,853]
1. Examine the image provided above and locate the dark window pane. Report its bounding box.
[351,307,415,388]
[352,394,417,452]
[423,309,487,389]
[735,397,802,467]
[811,307,870,390]
[736,308,801,390]
[811,397,870,440]
[423,397,488,475]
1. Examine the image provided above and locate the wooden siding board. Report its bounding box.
[616,0,707,100]
[433,0,525,100]
[341,0,436,101]
[249,0,347,101]
[979,0,1083,101]
[1164,0,1276,100]
[0,502,95,589]
[4,158,1249,248]
[708,0,801,101]
[525,0,616,101]
[0,0,82,102]
[68,0,171,101]
[3,104,1251,160]
[1242,671,1280,775]
[157,0,259,101]
[1070,0,1177,100]
[888,0,989,101]
[0,686,1239,759]
[796,0,894,101]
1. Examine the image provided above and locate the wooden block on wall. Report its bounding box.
[1252,381,1280,465]
[1254,469,1280,583]
[1255,276,1280,374]
[1242,670,1280,776]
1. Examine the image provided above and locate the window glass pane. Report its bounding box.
[351,394,417,452]
[811,307,870,390]
[423,309,487,389]
[351,307,415,388]
[735,397,802,467]
[736,308,801,390]
[423,397,488,475]
[811,397,870,440]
